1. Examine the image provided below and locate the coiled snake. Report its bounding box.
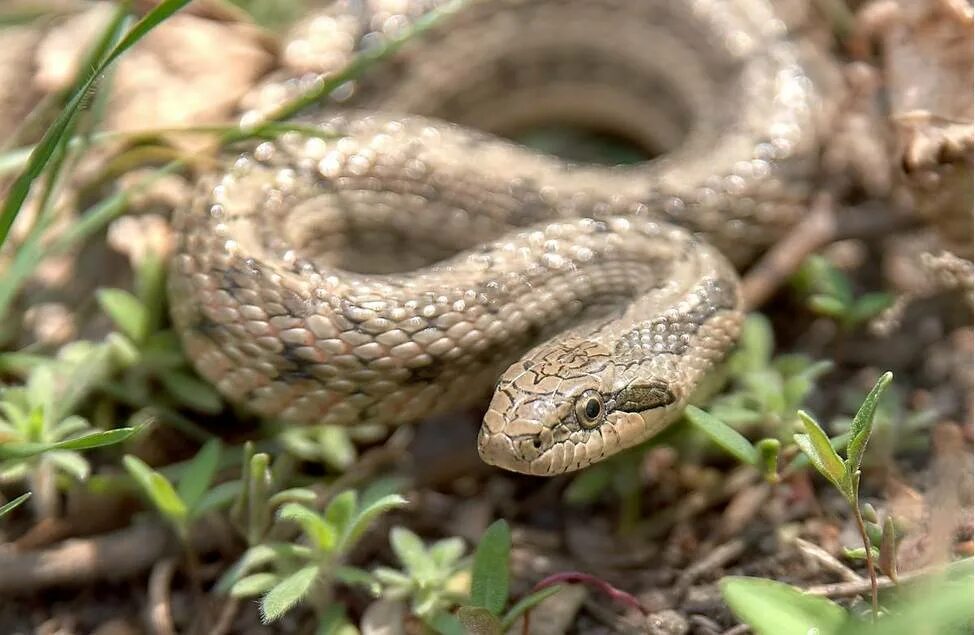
[169,0,837,475]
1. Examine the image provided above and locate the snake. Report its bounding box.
[168,0,838,475]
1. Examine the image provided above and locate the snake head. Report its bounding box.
[478,337,679,475]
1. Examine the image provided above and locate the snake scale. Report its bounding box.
[168,0,838,475]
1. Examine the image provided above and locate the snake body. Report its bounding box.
[169,0,837,475]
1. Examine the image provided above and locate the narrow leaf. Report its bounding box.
[755,438,781,483]
[194,480,242,516]
[879,516,898,582]
[797,411,846,486]
[345,493,408,546]
[685,406,759,466]
[317,425,357,470]
[324,490,357,546]
[159,371,223,414]
[0,492,31,518]
[278,503,336,551]
[176,438,221,509]
[499,585,564,631]
[470,519,511,616]
[123,455,187,523]
[335,565,381,596]
[260,565,319,623]
[215,544,279,593]
[47,450,91,481]
[96,288,148,342]
[846,372,893,474]
[0,427,136,459]
[49,427,136,451]
[808,294,847,318]
[230,572,279,598]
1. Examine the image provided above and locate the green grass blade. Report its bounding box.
[0,492,32,518]
[0,0,190,250]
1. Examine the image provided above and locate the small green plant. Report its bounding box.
[454,520,566,635]
[0,346,137,518]
[793,255,893,330]
[277,423,388,472]
[95,243,226,433]
[123,439,237,541]
[793,371,892,614]
[707,314,833,436]
[373,527,470,629]
[721,558,974,635]
[828,383,937,470]
[217,486,407,624]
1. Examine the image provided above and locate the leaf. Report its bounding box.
[215,544,279,593]
[230,572,279,598]
[685,406,759,466]
[429,537,466,569]
[345,493,408,546]
[51,415,92,442]
[372,566,411,588]
[46,450,90,481]
[268,487,319,508]
[735,313,775,373]
[720,576,847,635]
[796,411,847,491]
[335,565,381,596]
[176,439,221,509]
[808,294,847,319]
[194,480,242,516]
[390,527,432,578]
[278,503,337,552]
[260,564,320,623]
[96,289,148,342]
[838,565,974,635]
[846,372,893,475]
[324,490,357,546]
[469,519,511,616]
[842,547,879,561]
[879,516,898,582]
[317,425,357,470]
[26,364,56,416]
[0,492,31,518]
[0,4,130,253]
[159,371,223,414]
[457,606,503,635]
[755,438,781,483]
[123,455,187,525]
[851,292,893,324]
[499,585,564,631]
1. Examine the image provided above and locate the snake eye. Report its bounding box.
[575,389,604,428]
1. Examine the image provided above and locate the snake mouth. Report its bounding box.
[477,428,563,476]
